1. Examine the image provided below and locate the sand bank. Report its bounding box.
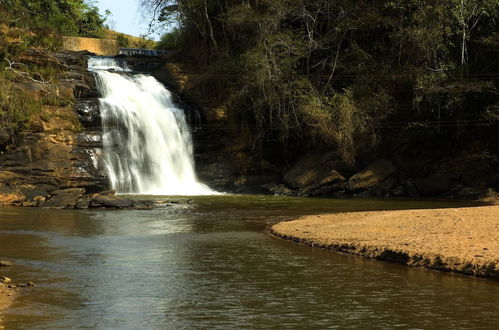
[0,283,16,312]
[271,206,499,279]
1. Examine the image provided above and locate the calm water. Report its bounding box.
[0,196,497,329]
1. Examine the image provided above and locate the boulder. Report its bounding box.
[348,159,397,192]
[262,184,297,196]
[1,276,12,284]
[308,181,348,197]
[416,174,452,197]
[0,261,15,267]
[284,150,350,189]
[43,188,86,208]
[75,197,91,209]
[300,170,346,196]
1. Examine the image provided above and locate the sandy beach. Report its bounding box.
[271,206,499,279]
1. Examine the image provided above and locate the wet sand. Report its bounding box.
[271,206,499,279]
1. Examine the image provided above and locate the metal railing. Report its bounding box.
[119,48,170,57]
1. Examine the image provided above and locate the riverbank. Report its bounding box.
[271,206,499,279]
[0,283,16,312]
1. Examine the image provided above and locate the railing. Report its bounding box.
[119,48,170,57]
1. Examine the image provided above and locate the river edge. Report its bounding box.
[271,205,499,280]
[0,283,16,315]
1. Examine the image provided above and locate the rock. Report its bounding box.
[0,186,25,206]
[416,174,452,197]
[284,149,351,190]
[132,200,154,210]
[371,177,397,198]
[0,128,10,146]
[399,176,420,198]
[97,190,116,196]
[43,188,86,208]
[18,281,35,288]
[348,159,397,192]
[300,170,346,196]
[20,186,51,201]
[0,261,14,267]
[76,99,101,127]
[1,277,12,284]
[262,184,297,196]
[0,171,24,185]
[308,181,348,197]
[75,197,91,209]
[91,195,135,208]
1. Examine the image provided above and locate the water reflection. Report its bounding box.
[0,197,497,328]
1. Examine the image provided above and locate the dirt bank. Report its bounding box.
[271,206,499,279]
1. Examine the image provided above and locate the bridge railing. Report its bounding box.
[119,48,170,57]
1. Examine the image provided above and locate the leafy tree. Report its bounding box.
[142,0,499,162]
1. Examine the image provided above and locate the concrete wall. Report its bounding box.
[62,36,119,56]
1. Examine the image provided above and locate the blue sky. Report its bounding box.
[94,0,155,38]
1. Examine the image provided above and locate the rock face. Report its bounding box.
[0,50,108,207]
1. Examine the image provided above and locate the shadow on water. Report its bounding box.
[0,196,497,328]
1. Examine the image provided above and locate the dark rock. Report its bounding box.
[300,170,346,196]
[44,188,86,208]
[91,195,135,208]
[76,99,101,127]
[284,149,351,190]
[308,181,348,197]
[76,133,102,148]
[389,183,407,197]
[371,177,397,198]
[416,174,452,197]
[20,186,51,201]
[97,190,116,196]
[75,197,91,209]
[132,200,154,210]
[0,128,10,146]
[348,159,397,192]
[398,176,421,198]
[262,184,297,196]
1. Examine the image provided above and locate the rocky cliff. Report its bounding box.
[0,49,108,207]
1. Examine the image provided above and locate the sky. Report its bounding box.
[94,0,157,39]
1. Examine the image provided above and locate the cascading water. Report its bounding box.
[88,57,215,195]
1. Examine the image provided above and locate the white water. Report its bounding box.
[88,57,215,195]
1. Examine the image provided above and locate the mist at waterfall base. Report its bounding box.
[89,57,216,196]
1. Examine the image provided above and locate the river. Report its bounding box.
[1,196,498,329]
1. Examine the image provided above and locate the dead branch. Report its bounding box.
[4,59,53,94]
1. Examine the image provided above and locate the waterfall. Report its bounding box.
[88,57,215,195]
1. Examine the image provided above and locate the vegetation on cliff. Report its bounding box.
[145,0,499,164]
[0,1,108,138]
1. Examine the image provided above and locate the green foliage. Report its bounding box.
[0,77,43,130]
[156,28,182,50]
[116,34,130,48]
[0,0,108,46]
